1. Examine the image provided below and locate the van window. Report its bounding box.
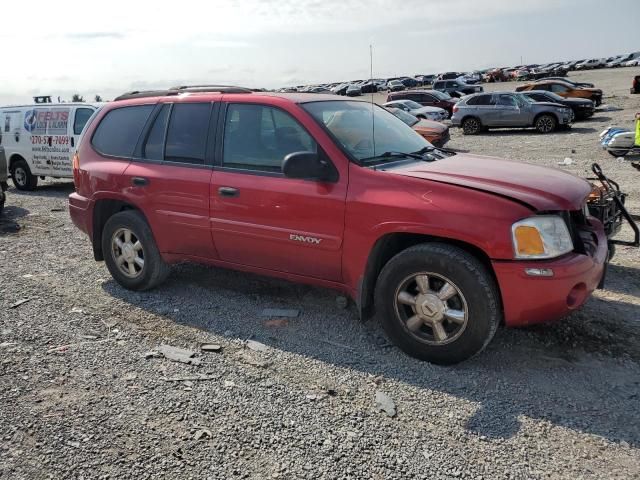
[92,105,154,158]
[73,108,95,135]
[223,104,316,173]
[164,103,211,164]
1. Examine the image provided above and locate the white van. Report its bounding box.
[0,102,100,190]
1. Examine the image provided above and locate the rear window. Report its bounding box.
[92,105,154,157]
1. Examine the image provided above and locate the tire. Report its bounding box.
[0,192,5,215]
[462,117,481,135]
[10,159,38,191]
[534,114,557,133]
[607,149,628,157]
[102,210,170,291]
[374,243,501,364]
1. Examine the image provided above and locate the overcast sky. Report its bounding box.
[1,0,638,104]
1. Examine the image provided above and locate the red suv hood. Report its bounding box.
[388,154,591,211]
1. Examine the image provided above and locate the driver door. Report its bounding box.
[209,102,347,281]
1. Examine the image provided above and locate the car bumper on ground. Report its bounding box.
[492,222,607,327]
[68,192,93,237]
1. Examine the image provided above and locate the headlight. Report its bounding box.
[511,215,573,259]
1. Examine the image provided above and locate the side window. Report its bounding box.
[434,82,443,89]
[550,84,568,93]
[164,103,211,164]
[92,105,154,157]
[73,108,95,135]
[469,95,494,106]
[536,84,549,91]
[143,104,170,161]
[497,95,517,106]
[223,104,317,173]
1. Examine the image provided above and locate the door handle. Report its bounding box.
[218,186,239,197]
[132,177,149,187]
[70,137,75,148]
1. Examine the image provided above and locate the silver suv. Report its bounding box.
[451,92,572,134]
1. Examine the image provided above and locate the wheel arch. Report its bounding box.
[533,111,559,126]
[9,153,26,170]
[92,199,151,261]
[358,232,501,321]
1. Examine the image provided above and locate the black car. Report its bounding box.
[400,77,418,88]
[346,84,362,96]
[433,79,482,97]
[359,81,378,94]
[522,90,594,120]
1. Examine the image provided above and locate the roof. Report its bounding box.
[113,89,364,104]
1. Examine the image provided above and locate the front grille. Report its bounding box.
[565,210,598,257]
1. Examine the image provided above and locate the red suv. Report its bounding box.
[70,86,608,364]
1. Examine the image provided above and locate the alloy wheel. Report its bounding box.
[394,272,468,345]
[537,116,554,133]
[111,228,145,278]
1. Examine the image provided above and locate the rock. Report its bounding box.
[375,391,397,418]
[237,352,272,368]
[194,428,212,441]
[260,308,300,318]
[558,157,573,166]
[335,296,349,309]
[200,343,222,353]
[224,380,236,388]
[246,340,269,352]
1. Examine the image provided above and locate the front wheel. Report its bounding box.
[102,210,170,291]
[535,114,557,133]
[11,159,38,191]
[374,243,501,364]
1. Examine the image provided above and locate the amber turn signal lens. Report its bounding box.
[514,226,545,256]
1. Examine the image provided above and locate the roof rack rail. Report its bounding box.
[113,90,180,101]
[114,85,254,101]
[169,85,254,93]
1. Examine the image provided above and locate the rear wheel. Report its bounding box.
[11,159,38,191]
[462,117,481,135]
[102,210,170,291]
[374,243,501,364]
[535,114,557,133]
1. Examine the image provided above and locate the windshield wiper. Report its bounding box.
[411,146,436,155]
[361,151,428,164]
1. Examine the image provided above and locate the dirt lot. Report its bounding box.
[1,68,639,479]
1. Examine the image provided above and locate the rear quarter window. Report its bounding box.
[91,105,154,158]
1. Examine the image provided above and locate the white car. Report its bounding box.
[575,58,605,70]
[623,59,640,67]
[382,100,448,122]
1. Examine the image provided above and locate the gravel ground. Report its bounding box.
[1,68,639,480]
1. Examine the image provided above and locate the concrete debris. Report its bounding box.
[194,428,212,441]
[375,391,397,418]
[157,345,201,366]
[200,343,222,352]
[10,298,32,309]
[558,157,573,166]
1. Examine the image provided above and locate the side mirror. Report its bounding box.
[282,151,337,182]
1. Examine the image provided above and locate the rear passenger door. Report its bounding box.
[209,102,346,281]
[122,101,218,258]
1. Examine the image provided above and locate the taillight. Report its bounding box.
[72,151,80,188]
[453,105,459,113]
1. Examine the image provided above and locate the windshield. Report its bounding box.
[302,101,430,162]
[403,100,423,109]
[431,90,451,100]
[389,108,419,127]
